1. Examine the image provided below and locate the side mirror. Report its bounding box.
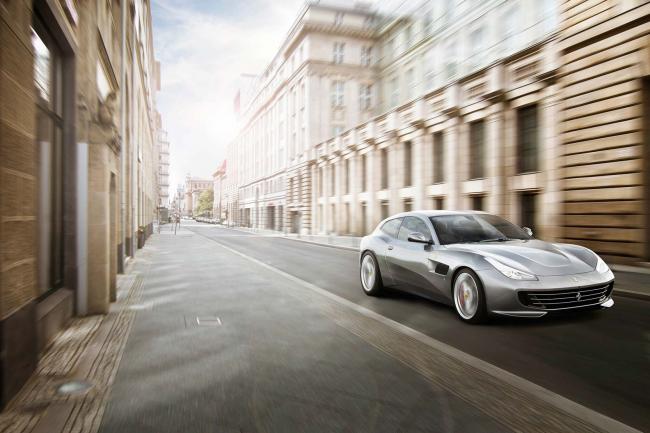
[407,232,432,244]
[523,227,533,237]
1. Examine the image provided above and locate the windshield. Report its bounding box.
[429,214,532,245]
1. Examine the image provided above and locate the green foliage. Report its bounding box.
[195,189,214,216]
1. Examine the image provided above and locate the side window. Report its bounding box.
[398,217,432,241]
[380,218,402,238]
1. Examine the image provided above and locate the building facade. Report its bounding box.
[557,0,650,264]
[213,160,227,221]
[227,0,649,264]
[227,2,377,231]
[0,0,161,407]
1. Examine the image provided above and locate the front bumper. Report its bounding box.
[476,268,615,318]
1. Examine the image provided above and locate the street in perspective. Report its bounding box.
[1,0,650,432]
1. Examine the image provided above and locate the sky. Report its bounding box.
[151,0,305,192]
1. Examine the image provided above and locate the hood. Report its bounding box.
[446,239,595,276]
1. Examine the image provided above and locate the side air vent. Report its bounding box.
[434,263,449,276]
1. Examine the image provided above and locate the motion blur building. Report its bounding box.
[226,0,650,265]
[0,0,161,407]
[557,0,650,264]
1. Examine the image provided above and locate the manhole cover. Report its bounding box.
[56,380,93,396]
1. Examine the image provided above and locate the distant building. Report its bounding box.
[156,112,171,221]
[184,175,213,217]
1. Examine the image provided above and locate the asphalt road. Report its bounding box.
[188,224,650,432]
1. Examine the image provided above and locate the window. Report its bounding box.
[520,192,537,233]
[404,25,413,49]
[403,141,413,186]
[517,104,539,173]
[333,42,345,64]
[390,76,399,107]
[423,10,433,35]
[433,132,445,183]
[471,195,484,211]
[406,68,415,99]
[403,199,413,212]
[398,216,431,241]
[361,153,368,191]
[334,11,344,26]
[381,217,402,238]
[33,22,65,294]
[359,84,372,110]
[380,148,388,189]
[381,201,390,220]
[361,203,368,234]
[469,120,485,179]
[470,26,484,68]
[331,80,345,107]
[330,165,336,195]
[386,38,395,62]
[430,214,531,245]
[361,46,372,66]
[424,47,435,90]
[445,41,457,80]
[504,6,520,53]
[434,197,445,210]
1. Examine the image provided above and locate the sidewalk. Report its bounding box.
[226,225,650,301]
[0,253,149,433]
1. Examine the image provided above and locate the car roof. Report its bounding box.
[388,210,488,219]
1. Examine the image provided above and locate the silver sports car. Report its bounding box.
[359,211,615,323]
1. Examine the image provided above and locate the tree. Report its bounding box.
[195,189,214,216]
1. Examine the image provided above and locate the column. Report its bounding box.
[413,132,427,210]
[445,117,461,210]
[486,102,505,216]
[349,152,360,235]
[388,139,402,215]
[540,84,561,241]
[334,158,343,235]
[367,146,380,231]
[322,164,330,234]
[310,164,317,234]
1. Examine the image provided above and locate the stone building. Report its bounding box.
[228,0,650,264]
[557,0,650,265]
[227,1,377,231]
[184,175,213,217]
[0,0,160,407]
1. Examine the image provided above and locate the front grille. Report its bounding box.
[518,283,613,311]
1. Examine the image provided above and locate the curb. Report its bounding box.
[278,236,359,252]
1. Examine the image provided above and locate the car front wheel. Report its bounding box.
[453,269,488,324]
[360,252,384,296]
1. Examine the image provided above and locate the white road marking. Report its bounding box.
[206,234,641,433]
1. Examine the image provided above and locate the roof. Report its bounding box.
[392,210,488,218]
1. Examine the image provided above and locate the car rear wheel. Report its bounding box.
[453,269,488,324]
[360,252,384,296]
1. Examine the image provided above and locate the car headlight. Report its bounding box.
[485,257,538,281]
[595,256,609,273]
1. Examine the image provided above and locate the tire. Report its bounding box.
[452,268,488,324]
[360,252,384,296]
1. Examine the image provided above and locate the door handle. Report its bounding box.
[387,245,394,250]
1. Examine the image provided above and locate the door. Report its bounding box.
[386,216,444,300]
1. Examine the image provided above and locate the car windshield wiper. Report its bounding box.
[479,237,511,242]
